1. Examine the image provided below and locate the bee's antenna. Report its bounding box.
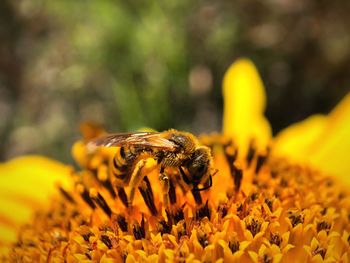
[193,175,212,192]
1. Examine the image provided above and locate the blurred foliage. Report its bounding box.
[0,0,349,162]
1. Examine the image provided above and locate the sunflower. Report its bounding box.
[1,59,349,262]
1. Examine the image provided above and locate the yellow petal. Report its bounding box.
[222,58,271,154]
[248,251,259,263]
[308,92,350,184]
[0,155,72,251]
[273,114,327,159]
[274,92,350,185]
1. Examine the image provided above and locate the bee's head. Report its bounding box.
[180,146,217,191]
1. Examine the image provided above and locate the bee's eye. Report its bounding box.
[188,161,208,181]
[197,164,206,174]
[186,148,210,182]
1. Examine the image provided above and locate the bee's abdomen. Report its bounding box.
[111,147,135,182]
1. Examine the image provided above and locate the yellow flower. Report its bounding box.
[1,59,349,262]
[223,58,350,185]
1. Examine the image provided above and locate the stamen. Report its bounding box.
[100,235,113,249]
[228,240,240,253]
[116,186,129,207]
[316,221,331,233]
[58,186,76,204]
[197,233,209,248]
[168,179,177,204]
[312,246,326,259]
[255,154,266,174]
[89,188,112,217]
[191,188,202,205]
[112,214,128,232]
[81,231,94,242]
[217,203,229,218]
[232,165,243,191]
[264,198,273,212]
[166,206,185,225]
[158,219,171,235]
[269,233,282,247]
[102,180,117,198]
[77,184,96,209]
[263,254,272,263]
[195,200,210,220]
[288,211,304,227]
[133,216,145,240]
[176,220,187,240]
[246,141,256,167]
[90,164,117,198]
[138,176,158,216]
[224,142,238,163]
[224,144,243,192]
[246,218,261,237]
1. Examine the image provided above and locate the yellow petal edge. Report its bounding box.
[274,92,350,185]
[0,155,72,254]
[222,58,272,154]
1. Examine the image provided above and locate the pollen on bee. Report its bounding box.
[143,157,158,171]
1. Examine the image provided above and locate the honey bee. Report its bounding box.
[89,129,217,207]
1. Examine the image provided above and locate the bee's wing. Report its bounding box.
[89,132,179,151]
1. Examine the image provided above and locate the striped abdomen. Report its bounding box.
[111,146,136,185]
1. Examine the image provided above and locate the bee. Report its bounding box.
[89,129,217,206]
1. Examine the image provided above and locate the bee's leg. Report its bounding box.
[159,166,170,207]
[127,159,147,206]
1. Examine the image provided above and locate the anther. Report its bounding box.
[269,233,282,247]
[196,200,211,220]
[138,176,158,216]
[168,179,177,205]
[197,233,209,248]
[217,203,228,218]
[246,218,261,237]
[255,154,266,174]
[58,186,75,204]
[112,214,128,232]
[175,206,185,223]
[82,232,93,242]
[158,219,171,235]
[104,180,117,198]
[232,165,243,191]
[191,189,202,205]
[100,235,113,249]
[77,184,96,209]
[246,141,256,167]
[228,240,240,253]
[133,215,145,240]
[116,186,129,208]
[316,221,331,233]
[89,188,112,217]
[224,143,238,162]
[265,198,273,212]
[288,211,304,227]
[312,246,326,259]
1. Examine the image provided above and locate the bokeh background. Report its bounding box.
[1,0,349,163]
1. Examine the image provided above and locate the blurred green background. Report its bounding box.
[0,0,349,163]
